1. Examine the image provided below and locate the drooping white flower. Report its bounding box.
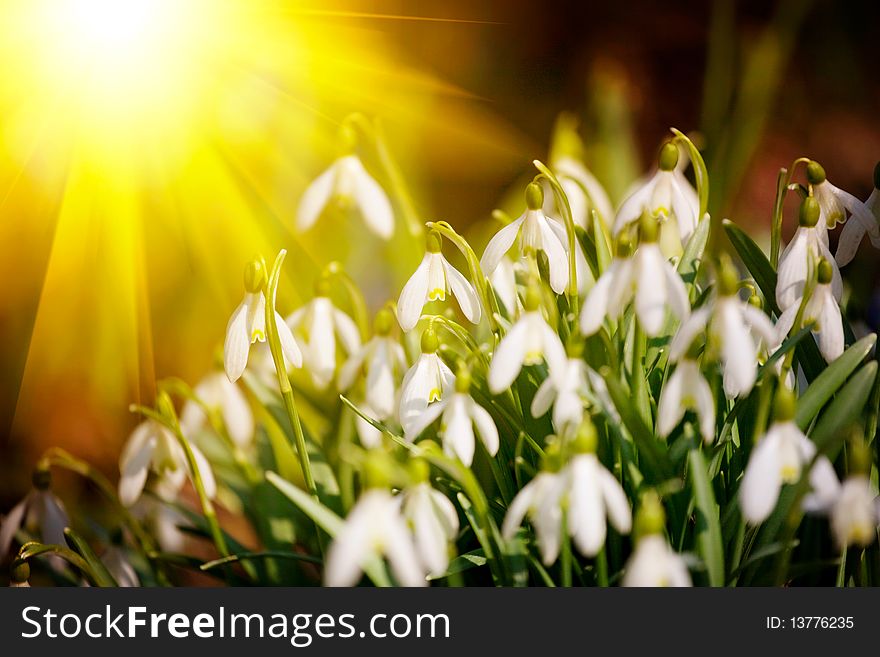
[400,478,459,577]
[739,393,837,525]
[530,356,602,432]
[0,470,68,558]
[669,267,776,398]
[339,308,407,422]
[487,288,566,394]
[657,358,716,443]
[803,467,879,549]
[286,285,361,390]
[397,232,481,332]
[547,156,614,229]
[296,153,394,239]
[501,469,567,565]
[118,420,217,508]
[481,183,570,294]
[224,258,302,383]
[776,196,842,311]
[103,545,140,587]
[613,143,698,254]
[325,489,426,587]
[774,258,844,363]
[404,370,499,466]
[398,328,455,438]
[580,222,689,337]
[179,372,254,448]
[623,535,692,587]
[836,164,880,266]
[489,255,520,316]
[567,449,632,557]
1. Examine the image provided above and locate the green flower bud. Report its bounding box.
[525,182,544,211]
[420,327,440,354]
[524,282,542,312]
[717,255,740,297]
[773,385,796,423]
[243,259,266,294]
[799,196,820,228]
[337,123,358,156]
[635,490,666,538]
[32,461,51,491]
[374,307,394,336]
[638,209,658,243]
[540,442,564,473]
[572,418,598,454]
[455,363,472,394]
[874,161,880,190]
[426,230,443,254]
[10,561,30,585]
[817,258,834,285]
[658,142,680,172]
[805,160,826,186]
[408,458,430,484]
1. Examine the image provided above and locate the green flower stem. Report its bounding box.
[595,546,609,587]
[262,250,318,502]
[770,157,811,267]
[131,405,230,561]
[560,505,573,587]
[42,447,170,585]
[533,160,579,318]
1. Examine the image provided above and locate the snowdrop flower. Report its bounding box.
[481,183,570,294]
[118,419,217,507]
[103,541,140,587]
[488,285,566,394]
[339,308,407,422]
[400,462,459,577]
[397,231,481,332]
[836,162,880,266]
[489,255,520,316]
[399,328,455,438]
[581,214,689,338]
[501,450,568,565]
[739,388,837,524]
[566,422,632,557]
[325,462,426,587]
[180,371,254,448]
[657,357,715,443]
[404,366,499,466]
[547,156,614,229]
[0,466,68,558]
[296,126,393,239]
[286,278,361,389]
[775,259,844,363]
[777,196,842,312]
[669,258,775,398]
[613,143,698,255]
[224,259,302,383]
[623,491,691,587]
[531,355,589,432]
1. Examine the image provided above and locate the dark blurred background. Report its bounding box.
[2,0,878,512]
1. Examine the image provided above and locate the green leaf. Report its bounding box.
[810,362,878,456]
[63,528,118,587]
[201,551,322,572]
[426,549,487,581]
[687,449,725,586]
[592,209,613,274]
[795,334,877,430]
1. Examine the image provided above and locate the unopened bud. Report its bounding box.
[799,196,820,228]
[817,258,834,285]
[806,160,826,186]
[420,328,440,354]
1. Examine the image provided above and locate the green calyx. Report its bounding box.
[540,442,564,473]
[374,308,394,336]
[748,293,763,310]
[455,363,472,394]
[817,258,834,285]
[10,560,30,584]
[572,418,598,454]
[420,327,440,354]
[243,259,266,294]
[716,255,740,297]
[635,490,666,538]
[32,461,51,491]
[565,337,584,359]
[799,196,820,228]
[408,458,430,484]
[362,454,392,490]
[773,385,796,423]
[426,230,443,254]
[806,160,827,186]
[638,209,658,243]
[524,282,542,312]
[615,230,634,258]
[525,182,544,211]
[658,142,680,172]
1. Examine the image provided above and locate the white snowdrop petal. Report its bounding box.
[398,255,432,332]
[223,300,250,382]
[599,468,632,534]
[0,499,28,557]
[349,158,394,239]
[580,265,615,335]
[539,215,570,294]
[443,258,482,325]
[333,308,363,356]
[776,230,809,311]
[613,176,656,234]
[470,401,499,457]
[488,319,529,393]
[668,306,711,362]
[324,501,374,586]
[296,164,336,231]
[276,312,303,368]
[657,364,686,438]
[481,216,524,276]
[740,432,783,524]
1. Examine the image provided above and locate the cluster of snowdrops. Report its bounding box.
[4,118,880,588]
